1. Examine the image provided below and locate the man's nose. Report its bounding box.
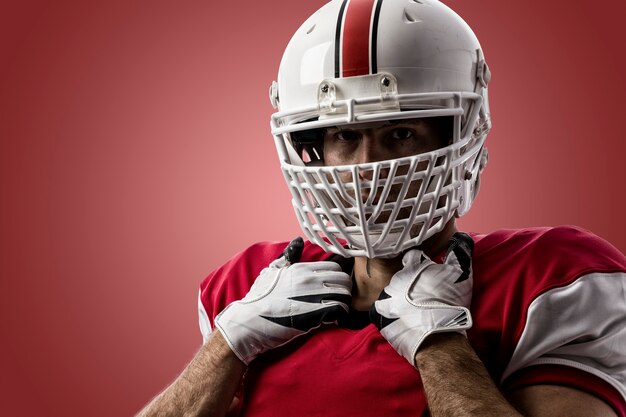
[357,135,389,181]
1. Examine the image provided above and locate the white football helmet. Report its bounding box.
[270,0,491,258]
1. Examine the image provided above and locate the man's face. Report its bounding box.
[325,117,451,207]
[292,117,453,234]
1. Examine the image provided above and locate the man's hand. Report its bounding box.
[215,237,352,365]
[370,232,474,366]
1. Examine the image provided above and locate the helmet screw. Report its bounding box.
[381,76,390,87]
[464,170,473,180]
[320,84,329,93]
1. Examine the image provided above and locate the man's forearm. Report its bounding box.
[414,333,522,417]
[137,331,246,417]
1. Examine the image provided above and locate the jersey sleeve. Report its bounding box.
[197,242,287,339]
[198,289,212,343]
[499,227,626,414]
[502,271,626,413]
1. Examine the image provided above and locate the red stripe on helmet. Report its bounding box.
[341,0,377,77]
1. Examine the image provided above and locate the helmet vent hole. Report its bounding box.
[403,9,422,24]
[306,24,316,34]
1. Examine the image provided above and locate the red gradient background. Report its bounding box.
[1,1,625,415]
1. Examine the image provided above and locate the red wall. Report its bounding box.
[1,1,624,415]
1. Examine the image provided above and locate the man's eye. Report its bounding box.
[390,127,414,140]
[335,130,360,142]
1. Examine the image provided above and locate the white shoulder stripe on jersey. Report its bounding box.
[502,272,626,400]
[198,289,212,344]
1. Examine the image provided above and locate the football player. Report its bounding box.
[137,0,626,416]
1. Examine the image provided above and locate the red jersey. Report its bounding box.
[199,226,626,416]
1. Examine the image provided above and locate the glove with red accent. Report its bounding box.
[215,237,352,365]
[370,232,474,366]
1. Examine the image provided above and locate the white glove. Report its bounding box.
[215,237,352,365]
[370,232,474,366]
